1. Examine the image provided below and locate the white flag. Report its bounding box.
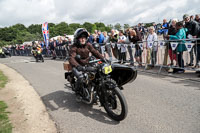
[130,43,135,49]
[159,41,165,49]
[101,46,105,54]
[147,41,153,49]
[139,43,143,50]
[185,43,194,52]
[117,44,121,50]
[111,43,115,48]
[170,42,178,51]
[121,44,126,53]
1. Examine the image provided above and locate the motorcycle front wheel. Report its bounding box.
[103,85,128,121]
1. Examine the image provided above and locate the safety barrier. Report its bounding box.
[7,39,200,74]
[97,38,200,73]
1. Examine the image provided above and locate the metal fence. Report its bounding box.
[97,38,200,73]
[7,38,200,73]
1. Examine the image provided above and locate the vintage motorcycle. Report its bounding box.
[32,47,44,62]
[0,47,11,58]
[64,56,137,121]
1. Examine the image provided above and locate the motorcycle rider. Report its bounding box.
[69,28,104,100]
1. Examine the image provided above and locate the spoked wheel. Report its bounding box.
[103,86,128,121]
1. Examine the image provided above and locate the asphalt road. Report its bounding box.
[1,56,200,133]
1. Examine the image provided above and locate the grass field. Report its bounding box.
[0,70,12,133]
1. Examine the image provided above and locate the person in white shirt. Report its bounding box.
[118,30,127,64]
[146,26,158,68]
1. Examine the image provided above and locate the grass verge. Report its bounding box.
[0,70,12,133]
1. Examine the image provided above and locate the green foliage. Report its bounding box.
[124,24,130,29]
[0,71,11,132]
[0,21,128,46]
[83,22,96,33]
[0,101,12,133]
[114,23,121,30]
[0,70,8,88]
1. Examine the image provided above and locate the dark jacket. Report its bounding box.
[69,43,103,67]
[128,30,142,50]
[185,20,200,36]
[168,25,177,49]
[170,28,187,52]
[109,34,118,43]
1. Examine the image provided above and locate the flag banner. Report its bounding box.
[147,41,153,49]
[130,43,135,49]
[185,43,194,52]
[42,22,49,47]
[117,44,121,50]
[139,43,143,50]
[111,43,115,48]
[170,42,178,51]
[120,44,126,53]
[159,41,165,49]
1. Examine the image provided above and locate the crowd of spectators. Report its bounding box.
[1,13,200,74]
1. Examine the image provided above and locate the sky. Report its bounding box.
[0,0,200,27]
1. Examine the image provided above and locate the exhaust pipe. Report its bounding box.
[82,87,94,104]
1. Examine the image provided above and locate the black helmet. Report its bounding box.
[74,28,89,44]
[93,43,100,51]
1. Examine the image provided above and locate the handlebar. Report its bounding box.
[89,59,101,64]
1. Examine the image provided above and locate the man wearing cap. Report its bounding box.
[183,14,200,67]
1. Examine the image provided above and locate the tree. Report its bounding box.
[69,23,82,32]
[105,24,113,32]
[12,23,27,31]
[28,24,43,38]
[94,22,106,31]
[83,22,96,33]
[124,24,130,29]
[53,22,69,36]
[114,23,121,30]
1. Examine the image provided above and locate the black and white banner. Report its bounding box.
[147,41,153,49]
[170,42,178,51]
[185,43,194,52]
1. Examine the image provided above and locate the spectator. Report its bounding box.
[97,30,104,45]
[183,14,200,67]
[168,21,187,73]
[103,31,112,60]
[194,14,200,24]
[88,32,94,44]
[146,26,158,68]
[118,30,127,64]
[138,23,145,39]
[109,29,119,59]
[153,22,158,34]
[158,19,169,35]
[125,29,142,66]
[190,15,194,21]
[94,30,99,42]
[168,19,178,66]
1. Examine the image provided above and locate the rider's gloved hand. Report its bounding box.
[102,58,111,63]
[102,58,107,63]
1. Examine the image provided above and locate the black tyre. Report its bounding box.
[103,81,128,121]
